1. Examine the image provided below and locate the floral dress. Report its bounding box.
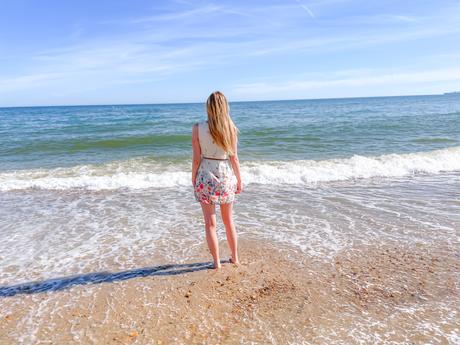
[194,158,237,205]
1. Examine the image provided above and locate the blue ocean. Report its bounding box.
[1,95,459,187]
[1,94,460,168]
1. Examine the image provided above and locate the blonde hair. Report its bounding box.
[206,91,238,155]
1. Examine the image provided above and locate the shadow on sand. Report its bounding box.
[0,260,230,298]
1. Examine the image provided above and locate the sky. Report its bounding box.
[0,0,460,107]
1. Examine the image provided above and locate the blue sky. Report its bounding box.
[1,0,460,106]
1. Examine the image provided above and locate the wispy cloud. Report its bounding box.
[131,4,223,23]
[296,0,316,18]
[0,73,66,92]
[231,67,460,97]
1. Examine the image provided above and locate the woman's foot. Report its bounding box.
[213,261,222,269]
[229,257,240,266]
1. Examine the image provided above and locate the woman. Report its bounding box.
[192,91,242,269]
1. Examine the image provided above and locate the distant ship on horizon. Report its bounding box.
[443,91,460,95]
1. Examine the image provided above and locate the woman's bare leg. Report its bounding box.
[220,202,239,264]
[200,203,221,269]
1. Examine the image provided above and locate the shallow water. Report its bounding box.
[1,172,459,287]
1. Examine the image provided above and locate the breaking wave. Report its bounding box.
[1,147,459,191]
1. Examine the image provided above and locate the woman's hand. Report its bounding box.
[192,175,196,187]
[236,178,243,194]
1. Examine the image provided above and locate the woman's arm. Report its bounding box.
[229,132,242,194]
[191,123,201,186]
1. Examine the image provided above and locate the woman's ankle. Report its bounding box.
[230,256,240,264]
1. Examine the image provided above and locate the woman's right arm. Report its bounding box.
[229,133,242,194]
[191,123,201,186]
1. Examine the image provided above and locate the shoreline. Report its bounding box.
[1,238,458,344]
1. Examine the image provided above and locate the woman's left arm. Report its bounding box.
[191,123,201,186]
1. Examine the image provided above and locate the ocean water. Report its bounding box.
[1,95,460,343]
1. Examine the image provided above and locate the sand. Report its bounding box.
[1,239,459,344]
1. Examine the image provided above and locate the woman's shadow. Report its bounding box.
[0,260,228,298]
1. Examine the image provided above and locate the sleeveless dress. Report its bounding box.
[194,121,237,205]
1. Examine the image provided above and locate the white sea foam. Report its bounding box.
[0,147,459,191]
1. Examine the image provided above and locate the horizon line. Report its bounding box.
[0,92,450,109]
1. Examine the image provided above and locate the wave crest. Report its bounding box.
[1,147,459,191]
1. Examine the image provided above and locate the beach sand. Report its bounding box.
[1,238,459,344]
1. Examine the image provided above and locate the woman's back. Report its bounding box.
[197,121,228,159]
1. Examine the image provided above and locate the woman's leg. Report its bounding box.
[200,203,221,269]
[220,202,239,264]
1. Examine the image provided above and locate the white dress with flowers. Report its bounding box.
[194,121,237,205]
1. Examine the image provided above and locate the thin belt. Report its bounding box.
[202,156,228,161]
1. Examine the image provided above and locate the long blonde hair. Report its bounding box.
[206,91,238,155]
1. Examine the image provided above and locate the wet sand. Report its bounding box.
[1,239,459,344]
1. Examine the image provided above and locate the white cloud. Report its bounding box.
[0,73,66,92]
[131,4,223,23]
[295,0,316,18]
[231,67,460,97]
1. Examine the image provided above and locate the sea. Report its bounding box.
[0,94,459,343]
